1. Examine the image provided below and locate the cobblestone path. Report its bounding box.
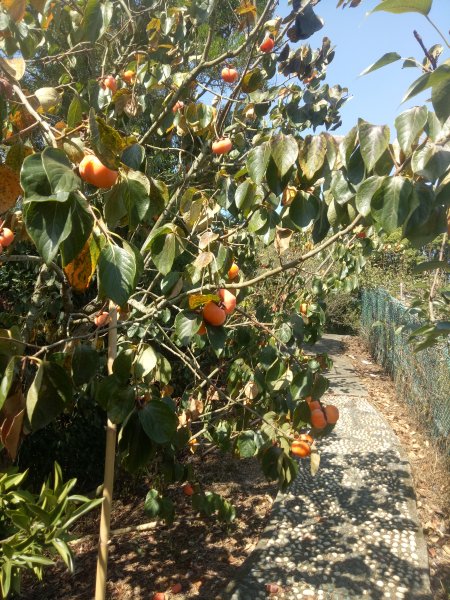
[225,335,432,600]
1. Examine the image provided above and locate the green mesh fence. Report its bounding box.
[361,288,450,452]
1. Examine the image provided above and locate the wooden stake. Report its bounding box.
[94,305,118,600]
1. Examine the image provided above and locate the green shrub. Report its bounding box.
[0,463,102,598]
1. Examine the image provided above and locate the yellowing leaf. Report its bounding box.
[5,143,33,173]
[64,236,101,292]
[0,164,23,213]
[194,251,214,269]
[0,56,26,80]
[35,87,62,111]
[198,231,219,250]
[274,226,294,255]
[0,390,25,461]
[235,0,257,30]
[188,293,220,310]
[1,0,26,22]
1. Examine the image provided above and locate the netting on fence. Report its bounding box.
[361,288,450,451]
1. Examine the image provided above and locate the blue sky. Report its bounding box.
[278,0,449,133]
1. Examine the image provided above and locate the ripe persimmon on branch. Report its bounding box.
[0,0,448,598]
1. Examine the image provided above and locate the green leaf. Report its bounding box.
[411,142,450,182]
[67,95,89,129]
[236,431,257,458]
[270,134,298,177]
[104,183,127,229]
[98,244,137,305]
[404,194,446,247]
[121,144,145,170]
[371,176,414,233]
[20,153,52,201]
[107,385,135,425]
[330,171,355,205]
[356,176,385,217]
[312,203,330,243]
[0,356,19,412]
[89,111,132,169]
[120,170,151,229]
[81,0,103,42]
[432,69,450,123]
[247,143,270,185]
[60,194,94,266]
[72,345,99,387]
[41,147,80,199]
[134,345,158,379]
[340,126,358,168]
[299,134,327,180]
[139,400,177,444]
[174,311,202,346]
[395,106,428,154]
[23,199,72,264]
[402,72,432,103]
[289,192,319,229]
[26,362,73,431]
[241,69,264,93]
[358,120,390,172]
[151,232,176,275]
[113,350,134,382]
[359,52,401,76]
[206,323,227,357]
[144,489,175,524]
[412,260,450,273]
[119,411,155,473]
[371,0,432,15]
[148,177,169,215]
[235,179,257,216]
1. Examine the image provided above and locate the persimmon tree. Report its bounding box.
[0,0,448,597]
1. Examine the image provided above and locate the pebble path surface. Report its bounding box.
[224,334,432,600]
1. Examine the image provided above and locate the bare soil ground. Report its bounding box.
[20,455,277,600]
[344,336,450,600]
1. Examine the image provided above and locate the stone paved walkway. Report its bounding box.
[225,334,432,600]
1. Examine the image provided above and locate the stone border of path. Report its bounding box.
[224,334,432,600]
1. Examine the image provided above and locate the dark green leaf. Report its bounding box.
[20,153,52,201]
[412,260,450,273]
[139,400,177,444]
[236,431,257,458]
[271,134,298,177]
[98,244,137,305]
[121,144,145,170]
[23,199,72,264]
[26,362,73,431]
[60,194,94,266]
[235,179,257,216]
[432,68,450,123]
[371,176,413,233]
[67,95,88,129]
[81,0,103,42]
[289,192,319,229]
[72,345,99,387]
[299,134,327,180]
[175,311,202,346]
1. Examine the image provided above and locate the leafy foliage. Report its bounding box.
[0,0,448,594]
